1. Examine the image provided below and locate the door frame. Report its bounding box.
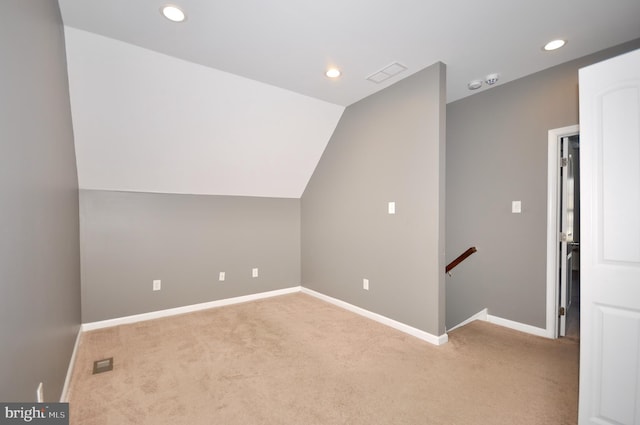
[546,124,579,339]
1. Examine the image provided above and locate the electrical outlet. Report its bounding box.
[219,272,225,282]
[252,268,259,278]
[153,279,161,291]
[36,382,43,403]
[363,278,369,290]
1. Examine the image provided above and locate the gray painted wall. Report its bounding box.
[0,1,81,401]
[446,39,640,330]
[302,63,446,336]
[80,190,300,322]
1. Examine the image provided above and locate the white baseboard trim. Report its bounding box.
[81,286,302,331]
[447,308,488,332]
[301,287,448,346]
[485,314,550,338]
[447,309,550,339]
[59,327,82,402]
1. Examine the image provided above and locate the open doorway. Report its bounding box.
[546,125,581,339]
[559,134,580,338]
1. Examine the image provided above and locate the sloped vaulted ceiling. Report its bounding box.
[61,0,640,198]
[64,28,344,198]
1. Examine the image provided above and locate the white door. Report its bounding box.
[578,48,640,424]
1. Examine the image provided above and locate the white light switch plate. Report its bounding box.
[512,201,522,213]
[219,272,225,281]
[363,278,369,290]
[388,202,396,214]
[153,279,161,291]
[252,268,259,278]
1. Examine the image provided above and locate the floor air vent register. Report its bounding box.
[93,357,113,374]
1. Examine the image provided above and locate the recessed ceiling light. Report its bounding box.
[543,39,566,51]
[161,5,186,22]
[326,68,341,78]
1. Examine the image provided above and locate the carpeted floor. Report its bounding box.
[67,293,579,424]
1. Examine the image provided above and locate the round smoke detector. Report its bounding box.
[467,80,483,90]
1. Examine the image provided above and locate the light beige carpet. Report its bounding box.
[68,293,579,424]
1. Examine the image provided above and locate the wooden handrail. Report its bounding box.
[446,247,477,275]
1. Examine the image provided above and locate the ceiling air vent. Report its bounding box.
[366,62,408,84]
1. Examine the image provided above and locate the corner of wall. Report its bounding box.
[301,62,447,336]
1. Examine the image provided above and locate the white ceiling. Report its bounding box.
[65,27,344,198]
[59,0,640,106]
[59,0,640,199]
